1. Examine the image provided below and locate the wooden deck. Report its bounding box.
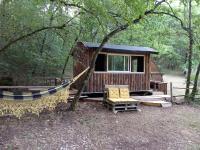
[82,94,172,108]
[132,95,172,107]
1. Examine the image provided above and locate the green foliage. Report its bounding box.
[157,45,182,70]
[0,0,200,85]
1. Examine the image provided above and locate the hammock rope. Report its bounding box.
[0,67,89,118]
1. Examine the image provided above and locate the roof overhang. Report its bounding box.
[78,42,159,54]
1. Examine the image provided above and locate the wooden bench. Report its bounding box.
[103,85,139,113]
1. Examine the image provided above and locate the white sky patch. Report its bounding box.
[170,1,181,7]
[41,3,78,17]
[67,8,77,17]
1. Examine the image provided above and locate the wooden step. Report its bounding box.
[132,95,172,107]
[133,96,165,101]
[133,95,171,101]
[140,100,172,107]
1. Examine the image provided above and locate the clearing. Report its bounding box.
[0,102,200,150]
[163,74,186,96]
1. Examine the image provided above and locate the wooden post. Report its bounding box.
[170,82,173,102]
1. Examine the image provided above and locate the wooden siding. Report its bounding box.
[72,43,90,89]
[73,43,151,93]
[86,73,148,92]
[85,53,150,92]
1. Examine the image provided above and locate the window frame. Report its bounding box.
[94,52,145,74]
[130,55,145,73]
[107,53,130,73]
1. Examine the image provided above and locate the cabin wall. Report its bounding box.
[73,44,90,88]
[86,51,150,92]
[73,46,151,92]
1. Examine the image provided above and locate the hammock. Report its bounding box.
[0,68,89,118]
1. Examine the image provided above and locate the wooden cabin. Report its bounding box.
[73,42,166,93]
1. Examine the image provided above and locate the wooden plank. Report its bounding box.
[140,101,172,107]
[133,95,172,101]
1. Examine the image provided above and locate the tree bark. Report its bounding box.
[185,0,193,101]
[190,63,200,101]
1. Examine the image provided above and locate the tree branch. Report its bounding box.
[58,0,107,34]
[58,1,93,15]
[152,11,189,32]
[0,13,80,53]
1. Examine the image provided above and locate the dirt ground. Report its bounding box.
[0,102,200,150]
[163,74,186,96]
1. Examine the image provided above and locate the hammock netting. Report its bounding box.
[0,68,88,118]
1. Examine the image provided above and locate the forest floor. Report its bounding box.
[0,102,200,150]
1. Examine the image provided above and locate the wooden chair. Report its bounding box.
[103,85,139,113]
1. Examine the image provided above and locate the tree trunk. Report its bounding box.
[70,25,128,110]
[190,63,200,101]
[70,0,166,110]
[185,0,193,101]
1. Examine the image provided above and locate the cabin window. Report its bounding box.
[95,54,107,71]
[131,56,144,72]
[95,53,145,73]
[108,55,129,71]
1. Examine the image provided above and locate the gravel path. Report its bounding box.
[0,102,200,150]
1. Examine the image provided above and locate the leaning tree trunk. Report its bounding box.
[70,0,165,110]
[70,25,128,110]
[190,63,200,101]
[185,0,193,101]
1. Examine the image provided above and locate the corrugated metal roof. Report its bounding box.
[81,42,158,54]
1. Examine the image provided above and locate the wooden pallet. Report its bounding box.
[104,100,138,113]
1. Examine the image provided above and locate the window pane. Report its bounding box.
[95,54,107,71]
[137,56,144,72]
[131,57,138,72]
[108,55,128,71]
[131,56,144,72]
[124,56,129,71]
